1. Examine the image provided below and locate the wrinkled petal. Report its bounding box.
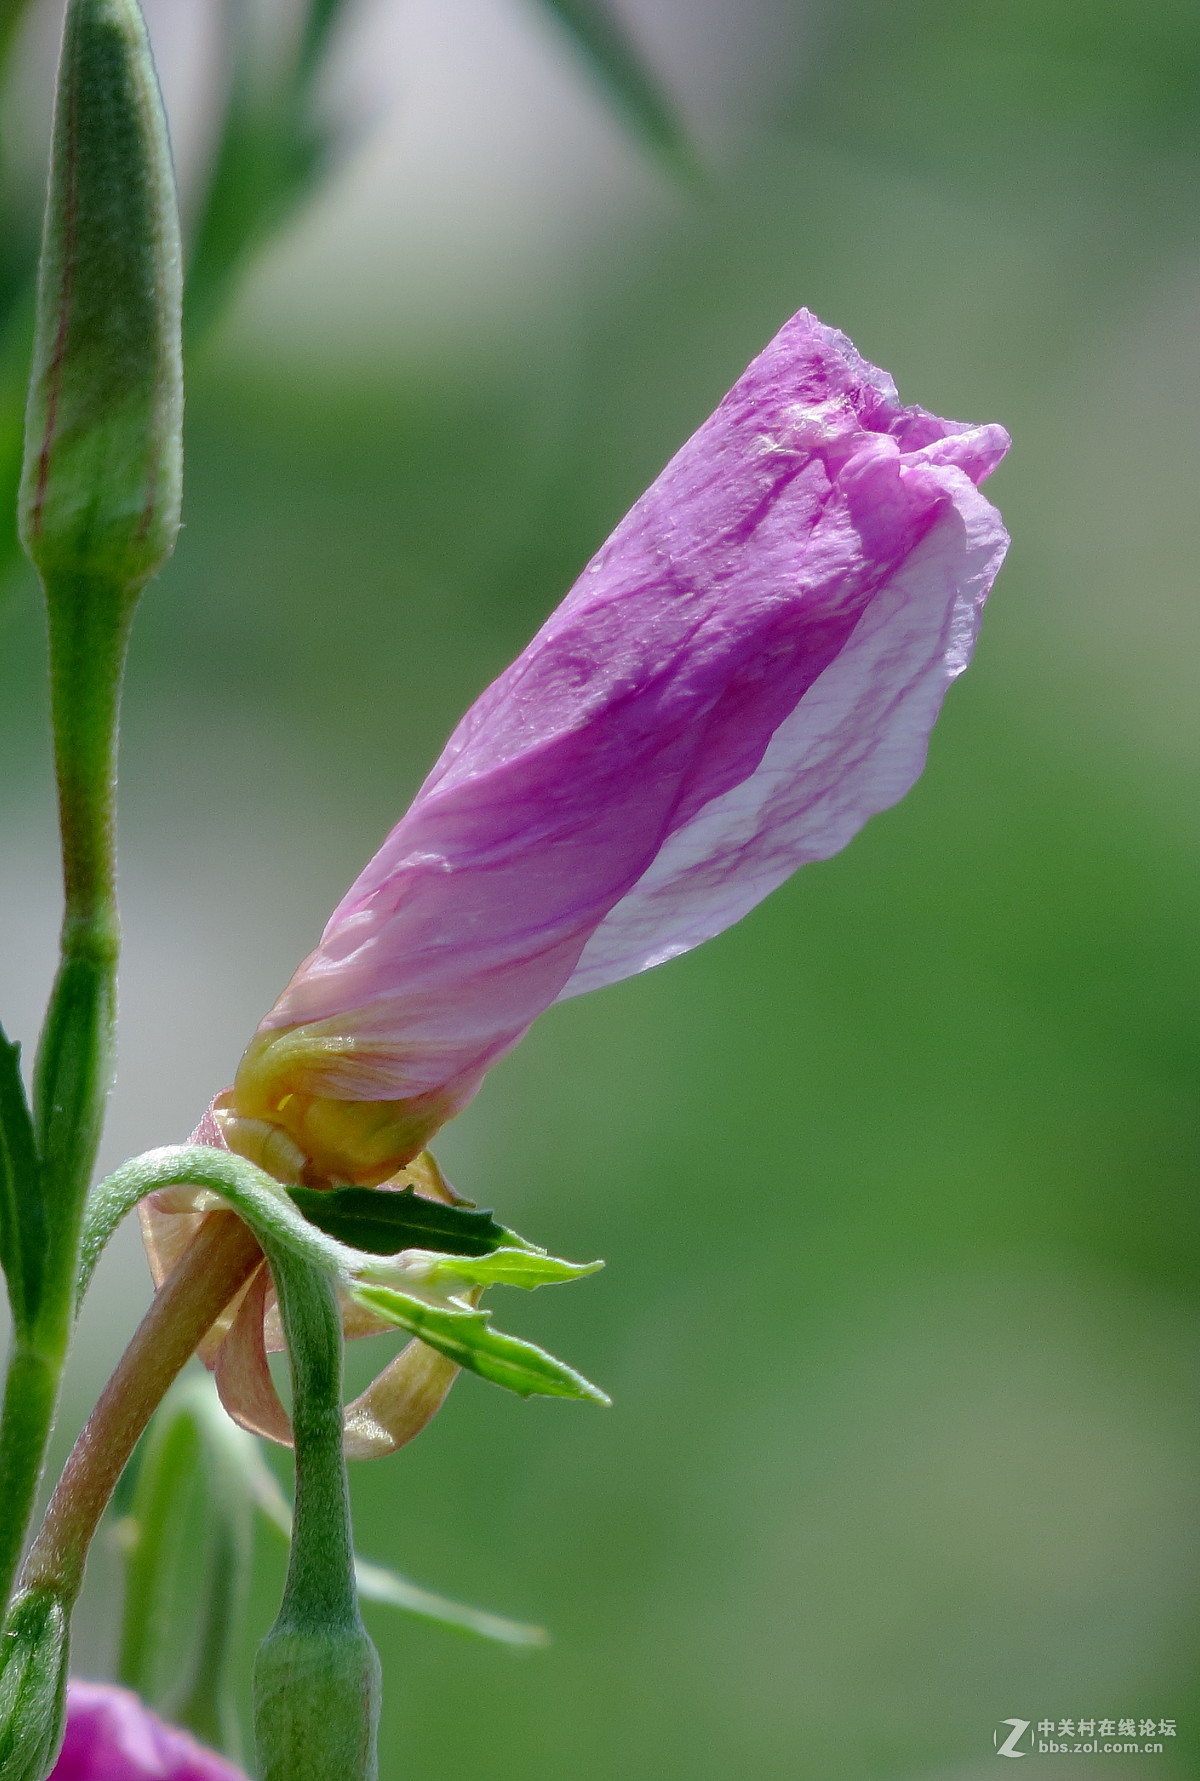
[242,309,1007,1170]
[564,461,1005,992]
[52,1682,246,1781]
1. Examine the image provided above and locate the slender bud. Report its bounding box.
[0,1588,69,1781]
[18,0,183,596]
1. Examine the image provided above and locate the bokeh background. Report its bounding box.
[3,0,1200,1776]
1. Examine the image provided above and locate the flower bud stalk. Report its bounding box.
[253,1251,380,1781]
[0,0,183,1618]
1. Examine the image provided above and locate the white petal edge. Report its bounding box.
[558,471,1008,1001]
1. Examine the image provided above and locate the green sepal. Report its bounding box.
[19,0,183,594]
[535,0,700,183]
[368,1246,603,1293]
[0,1588,69,1781]
[287,1183,510,1257]
[352,1284,611,1405]
[0,1025,43,1335]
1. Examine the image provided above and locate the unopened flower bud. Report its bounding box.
[253,1623,381,1781]
[0,1588,69,1781]
[19,0,183,596]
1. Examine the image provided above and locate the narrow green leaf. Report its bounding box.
[170,1457,251,1759]
[115,1407,202,1700]
[376,1246,604,1293]
[185,0,351,343]
[352,1285,611,1405]
[288,1184,509,1258]
[533,0,699,181]
[353,1560,548,1648]
[293,0,353,89]
[0,1026,41,1333]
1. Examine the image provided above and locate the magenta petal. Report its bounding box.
[52,1683,247,1781]
[562,450,1006,995]
[255,310,1009,1124]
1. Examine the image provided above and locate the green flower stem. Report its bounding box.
[19,1214,262,1604]
[0,585,132,1616]
[36,578,131,1258]
[0,0,184,1617]
[0,1353,60,1616]
[265,1254,357,1630]
[253,1250,380,1781]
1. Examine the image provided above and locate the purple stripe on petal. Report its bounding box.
[563,462,1007,995]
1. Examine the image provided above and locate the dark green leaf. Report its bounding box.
[0,1024,42,1332]
[533,0,699,181]
[288,1185,508,1257]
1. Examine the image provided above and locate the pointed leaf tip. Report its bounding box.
[352,1285,612,1405]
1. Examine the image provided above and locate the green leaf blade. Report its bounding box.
[353,1560,549,1648]
[288,1184,508,1257]
[352,1286,611,1406]
[402,1247,604,1292]
[0,1027,42,1334]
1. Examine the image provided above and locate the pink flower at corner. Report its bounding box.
[228,307,1010,1186]
[50,1682,247,1781]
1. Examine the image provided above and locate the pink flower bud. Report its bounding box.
[51,1682,246,1781]
[231,309,1009,1184]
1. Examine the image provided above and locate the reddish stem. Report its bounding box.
[20,1214,262,1599]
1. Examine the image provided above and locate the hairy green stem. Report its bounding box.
[272,1255,357,1630]
[0,585,132,1615]
[35,580,130,1213]
[0,1351,60,1613]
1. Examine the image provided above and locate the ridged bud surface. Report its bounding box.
[19,0,183,595]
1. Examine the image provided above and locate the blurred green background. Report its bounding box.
[3,0,1200,1776]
